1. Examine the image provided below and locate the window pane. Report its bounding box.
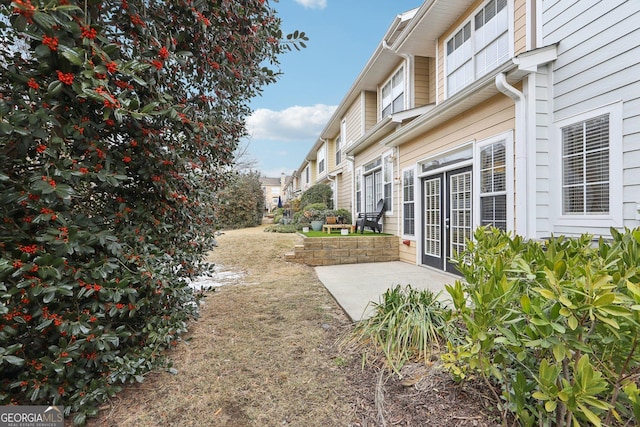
[563,186,584,214]
[403,203,415,235]
[563,155,584,186]
[586,183,609,213]
[393,94,404,113]
[561,114,609,214]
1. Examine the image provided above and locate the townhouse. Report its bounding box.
[290,0,640,274]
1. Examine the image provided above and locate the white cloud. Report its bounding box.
[294,0,327,9]
[246,104,337,142]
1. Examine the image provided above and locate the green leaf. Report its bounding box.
[559,294,574,308]
[568,315,579,330]
[48,80,63,96]
[552,343,566,362]
[521,294,531,313]
[59,45,84,66]
[534,287,556,300]
[545,400,557,412]
[532,391,549,401]
[3,355,25,366]
[576,403,602,427]
[593,293,615,307]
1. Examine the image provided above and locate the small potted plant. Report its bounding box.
[304,209,326,231]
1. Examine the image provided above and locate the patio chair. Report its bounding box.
[356,199,385,233]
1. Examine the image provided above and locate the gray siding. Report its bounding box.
[542,0,640,235]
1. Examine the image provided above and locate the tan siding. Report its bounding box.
[344,98,362,146]
[428,57,436,104]
[335,168,353,214]
[399,94,515,169]
[514,0,527,55]
[364,91,377,132]
[399,240,416,264]
[414,56,432,107]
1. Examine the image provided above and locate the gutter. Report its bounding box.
[495,73,528,236]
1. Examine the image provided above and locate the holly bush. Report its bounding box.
[444,227,640,426]
[0,0,305,424]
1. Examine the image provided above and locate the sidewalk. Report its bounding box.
[315,261,459,321]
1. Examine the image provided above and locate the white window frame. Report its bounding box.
[474,131,513,232]
[355,167,363,213]
[382,150,394,213]
[304,165,310,186]
[550,102,623,231]
[317,144,326,176]
[335,134,342,166]
[381,66,405,118]
[445,0,512,98]
[363,158,383,213]
[402,166,416,239]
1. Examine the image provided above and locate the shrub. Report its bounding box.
[295,203,328,224]
[343,285,450,374]
[215,172,264,229]
[0,1,306,424]
[444,227,640,426]
[334,208,352,224]
[263,224,298,233]
[300,183,333,209]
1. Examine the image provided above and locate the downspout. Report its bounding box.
[495,73,528,236]
[326,173,337,208]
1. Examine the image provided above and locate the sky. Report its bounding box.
[245,0,424,178]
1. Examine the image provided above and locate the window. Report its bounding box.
[479,141,507,230]
[474,0,508,78]
[381,68,404,118]
[403,168,415,236]
[561,114,609,215]
[446,23,472,97]
[383,153,393,213]
[446,0,509,97]
[304,165,310,185]
[475,133,512,233]
[317,145,325,175]
[551,103,622,232]
[355,168,362,213]
[363,159,383,212]
[335,135,342,166]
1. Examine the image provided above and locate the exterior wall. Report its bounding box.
[400,95,515,168]
[397,94,515,263]
[344,98,363,145]
[364,91,378,133]
[334,166,353,215]
[541,0,640,236]
[414,56,435,107]
[436,0,484,102]
[534,64,552,237]
[436,0,527,101]
[513,0,527,55]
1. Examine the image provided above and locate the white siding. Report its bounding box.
[542,0,640,235]
[534,65,552,237]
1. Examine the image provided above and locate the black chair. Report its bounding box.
[356,199,385,233]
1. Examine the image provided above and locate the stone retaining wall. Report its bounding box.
[285,234,399,266]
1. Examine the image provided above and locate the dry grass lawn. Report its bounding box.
[87,226,501,427]
[89,227,358,426]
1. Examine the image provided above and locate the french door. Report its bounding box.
[421,167,472,273]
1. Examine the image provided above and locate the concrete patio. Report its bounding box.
[315,261,459,321]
